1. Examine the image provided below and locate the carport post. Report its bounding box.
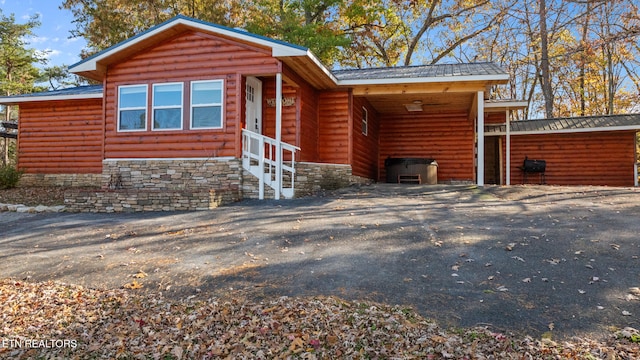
[275,72,283,200]
[477,91,485,186]
[506,109,511,185]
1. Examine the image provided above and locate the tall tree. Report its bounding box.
[40,65,90,90]
[242,0,350,66]
[538,0,554,119]
[62,0,246,58]
[0,10,46,165]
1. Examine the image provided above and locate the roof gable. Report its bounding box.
[69,15,312,81]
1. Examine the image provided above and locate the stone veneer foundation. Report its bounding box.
[27,159,370,212]
[65,158,242,212]
[20,173,102,188]
[293,162,371,197]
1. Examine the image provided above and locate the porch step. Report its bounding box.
[398,174,421,184]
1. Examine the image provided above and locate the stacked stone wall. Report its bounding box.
[19,174,102,188]
[64,158,242,212]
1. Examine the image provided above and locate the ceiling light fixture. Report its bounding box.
[404,100,423,112]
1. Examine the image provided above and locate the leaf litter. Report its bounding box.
[1,278,638,359]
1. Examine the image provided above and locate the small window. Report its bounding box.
[152,83,183,130]
[362,107,368,136]
[191,80,224,129]
[118,85,147,131]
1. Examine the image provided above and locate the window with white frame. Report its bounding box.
[190,80,224,129]
[362,106,368,136]
[152,83,183,130]
[118,85,147,131]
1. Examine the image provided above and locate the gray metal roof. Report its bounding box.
[0,85,103,104]
[486,113,640,134]
[333,62,507,81]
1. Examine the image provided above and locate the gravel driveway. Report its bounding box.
[1,184,639,340]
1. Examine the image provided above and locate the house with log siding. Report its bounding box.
[1,16,639,212]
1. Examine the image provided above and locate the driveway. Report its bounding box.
[1,184,639,340]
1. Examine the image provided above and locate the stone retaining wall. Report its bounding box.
[64,188,239,213]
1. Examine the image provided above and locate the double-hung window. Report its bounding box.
[190,80,224,129]
[153,83,183,130]
[118,85,147,131]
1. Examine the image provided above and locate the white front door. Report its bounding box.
[245,76,262,134]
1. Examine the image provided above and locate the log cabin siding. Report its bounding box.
[318,91,350,164]
[507,132,636,186]
[379,112,475,182]
[262,79,298,148]
[103,31,280,159]
[351,97,379,179]
[297,81,320,162]
[18,99,103,174]
[486,112,506,124]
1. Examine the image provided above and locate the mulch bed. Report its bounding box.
[1,279,638,359]
[0,187,67,206]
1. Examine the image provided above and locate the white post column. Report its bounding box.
[477,91,485,186]
[275,73,283,200]
[505,109,511,185]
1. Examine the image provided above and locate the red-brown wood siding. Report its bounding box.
[379,112,475,182]
[351,97,379,179]
[17,99,104,173]
[506,132,636,186]
[262,79,298,148]
[103,31,280,159]
[297,80,320,162]
[486,112,506,124]
[318,91,350,164]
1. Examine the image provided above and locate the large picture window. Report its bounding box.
[118,85,147,131]
[153,83,183,130]
[190,80,224,129]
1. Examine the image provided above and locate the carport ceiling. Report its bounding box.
[363,92,475,115]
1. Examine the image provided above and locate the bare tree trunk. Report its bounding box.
[539,0,554,119]
[2,105,8,166]
[579,1,592,117]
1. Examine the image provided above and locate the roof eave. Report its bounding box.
[337,73,510,86]
[0,93,103,105]
[484,100,529,108]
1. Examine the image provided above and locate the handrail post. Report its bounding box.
[274,73,283,200]
[258,135,265,199]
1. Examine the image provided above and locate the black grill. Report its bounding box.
[519,157,546,184]
[522,158,546,173]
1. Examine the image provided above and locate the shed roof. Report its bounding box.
[485,113,640,135]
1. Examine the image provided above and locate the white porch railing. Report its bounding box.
[242,129,300,199]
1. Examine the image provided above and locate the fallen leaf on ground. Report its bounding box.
[1,278,638,359]
[123,280,144,289]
